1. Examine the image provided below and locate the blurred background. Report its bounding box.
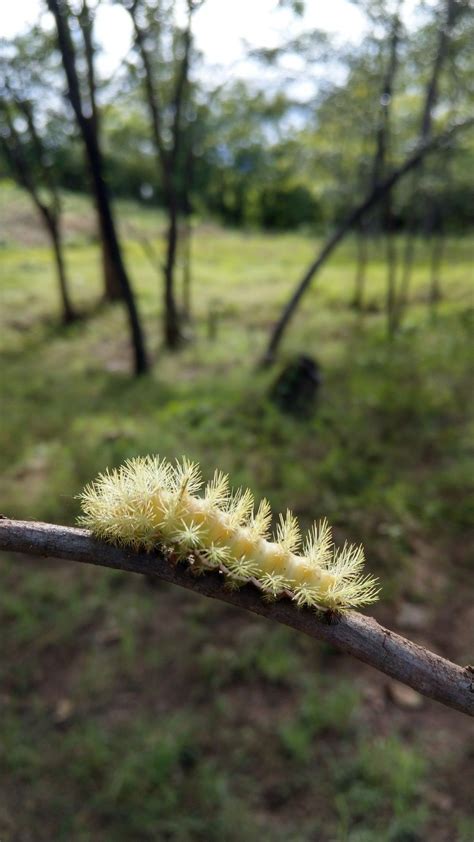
[1,0,473,839]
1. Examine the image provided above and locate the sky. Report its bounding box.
[3,0,369,77]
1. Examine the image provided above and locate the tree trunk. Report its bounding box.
[181,215,192,323]
[385,213,398,338]
[394,220,416,329]
[86,128,148,373]
[163,195,182,348]
[127,6,187,351]
[393,0,458,331]
[47,215,77,324]
[428,222,445,315]
[47,0,148,375]
[352,222,369,310]
[0,118,78,327]
[180,140,194,324]
[77,0,121,302]
[100,226,122,301]
[260,0,463,367]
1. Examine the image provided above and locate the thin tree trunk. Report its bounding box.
[343,8,401,315]
[180,138,194,324]
[163,196,182,348]
[352,222,369,310]
[77,0,122,302]
[128,5,181,348]
[47,215,77,324]
[39,203,78,325]
[260,0,463,365]
[385,210,398,337]
[372,7,401,334]
[181,215,192,322]
[0,118,78,326]
[428,221,445,315]
[394,0,458,331]
[100,228,122,301]
[127,1,195,350]
[47,0,148,375]
[85,131,148,373]
[395,221,416,328]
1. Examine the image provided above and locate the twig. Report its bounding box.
[0,518,472,716]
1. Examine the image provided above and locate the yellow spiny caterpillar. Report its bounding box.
[78,456,380,611]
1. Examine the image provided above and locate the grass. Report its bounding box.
[0,181,473,841]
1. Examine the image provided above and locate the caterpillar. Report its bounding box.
[78,456,380,611]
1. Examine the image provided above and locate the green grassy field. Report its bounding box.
[1,181,473,841]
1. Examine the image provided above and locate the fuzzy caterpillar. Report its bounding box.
[78,456,380,611]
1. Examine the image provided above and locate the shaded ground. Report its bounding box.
[1,183,473,841]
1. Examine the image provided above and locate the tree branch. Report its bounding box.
[0,518,472,716]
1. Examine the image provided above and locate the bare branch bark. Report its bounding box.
[0,518,472,717]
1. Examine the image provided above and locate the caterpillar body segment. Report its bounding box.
[79,456,380,611]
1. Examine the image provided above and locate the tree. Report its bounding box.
[259,118,473,367]
[52,0,124,300]
[375,3,403,335]
[46,0,149,375]
[259,0,474,365]
[394,0,471,329]
[122,0,201,349]
[348,2,403,316]
[0,32,77,324]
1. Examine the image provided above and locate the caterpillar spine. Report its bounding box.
[78,456,380,610]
